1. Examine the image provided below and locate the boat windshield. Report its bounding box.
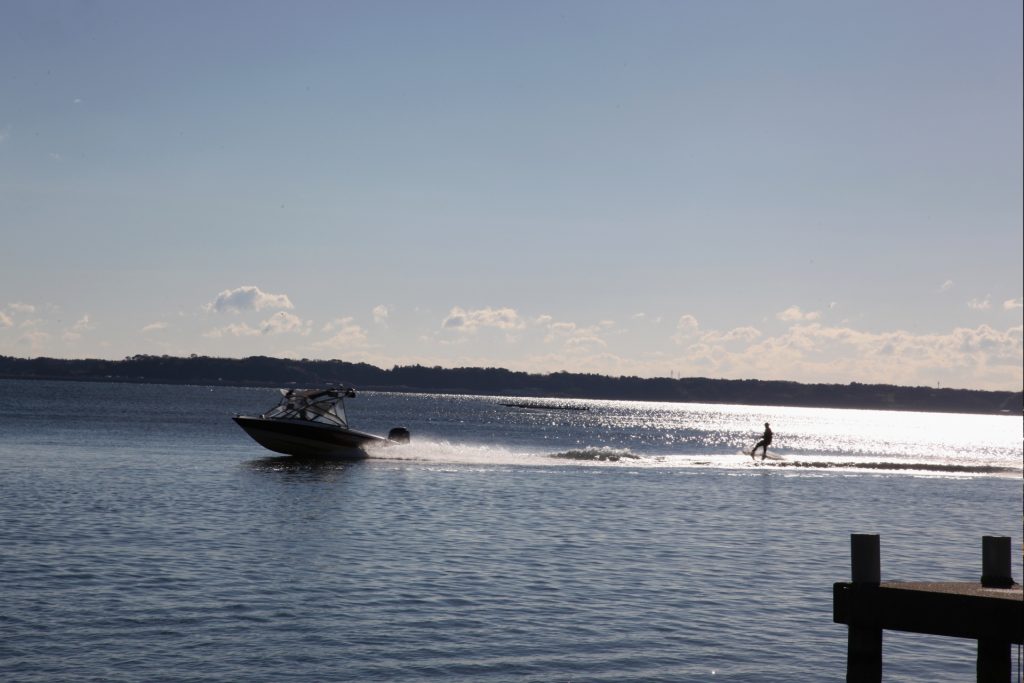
[264,388,350,428]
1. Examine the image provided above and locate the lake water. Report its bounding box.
[0,379,1020,682]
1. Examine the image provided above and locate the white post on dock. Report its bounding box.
[848,533,882,683]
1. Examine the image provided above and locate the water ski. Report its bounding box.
[742,449,784,461]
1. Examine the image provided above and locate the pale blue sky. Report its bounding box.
[2,1,1021,390]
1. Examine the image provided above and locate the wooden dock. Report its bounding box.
[833,534,1022,682]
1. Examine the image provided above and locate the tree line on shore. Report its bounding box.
[0,354,1019,415]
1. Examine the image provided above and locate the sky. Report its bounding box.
[1,1,1021,391]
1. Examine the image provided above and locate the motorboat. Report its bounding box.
[233,386,410,458]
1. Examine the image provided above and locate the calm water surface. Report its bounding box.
[0,380,1020,682]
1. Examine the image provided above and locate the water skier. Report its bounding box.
[751,422,773,460]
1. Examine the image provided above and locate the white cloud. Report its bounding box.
[1003,298,1022,311]
[671,322,1023,389]
[701,326,762,344]
[939,280,954,293]
[314,317,369,350]
[322,317,358,333]
[141,321,169,333]
[968,297,992,311]
[373,305,389,324]
[442,306,524,332]
[70,315,92,332]
[354,311,1022,390]
[545,321,578,339]
[627,313,663,325]
[202,312,310,337]
[206,286,293,313]
[261,311,310,335]
[0,311,11,327]
[539,317,611,352]
[204,323,260,338]
[776,305,821,322]
[564,335,608,350]
[671,314,700,344]
[61,315,93,343]
[18,330,49,351]
[8,303,35,314]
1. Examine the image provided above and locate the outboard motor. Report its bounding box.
[387,427,411,444]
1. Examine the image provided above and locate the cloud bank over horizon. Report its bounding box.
[1,289,1020,391]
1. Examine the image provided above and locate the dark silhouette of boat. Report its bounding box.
[234,386,409,458]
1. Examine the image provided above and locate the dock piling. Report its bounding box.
[851,533,880,585]
[847,534,882,682]
[982,536,1013,588]
[979,536,1014,681]
[834,534,1021,682]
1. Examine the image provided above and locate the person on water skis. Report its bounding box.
[751,422,773,460]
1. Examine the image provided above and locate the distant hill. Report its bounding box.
[0,354,1019,415]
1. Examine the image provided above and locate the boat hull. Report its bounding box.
[233,416,388,459]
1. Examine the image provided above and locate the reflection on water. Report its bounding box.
[0,380,1020,682]
[247,455,366,479]
[369,392,1020,474]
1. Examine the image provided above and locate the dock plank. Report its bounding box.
[834,581,1023,643]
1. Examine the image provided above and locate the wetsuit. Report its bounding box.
[752,426,773,459]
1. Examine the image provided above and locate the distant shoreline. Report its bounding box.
[0,354,1019,416]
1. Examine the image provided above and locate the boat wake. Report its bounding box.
[767,459,1019,476]
[368,440,644,467]
[548,447,641,462]
[324,440,1020,477]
